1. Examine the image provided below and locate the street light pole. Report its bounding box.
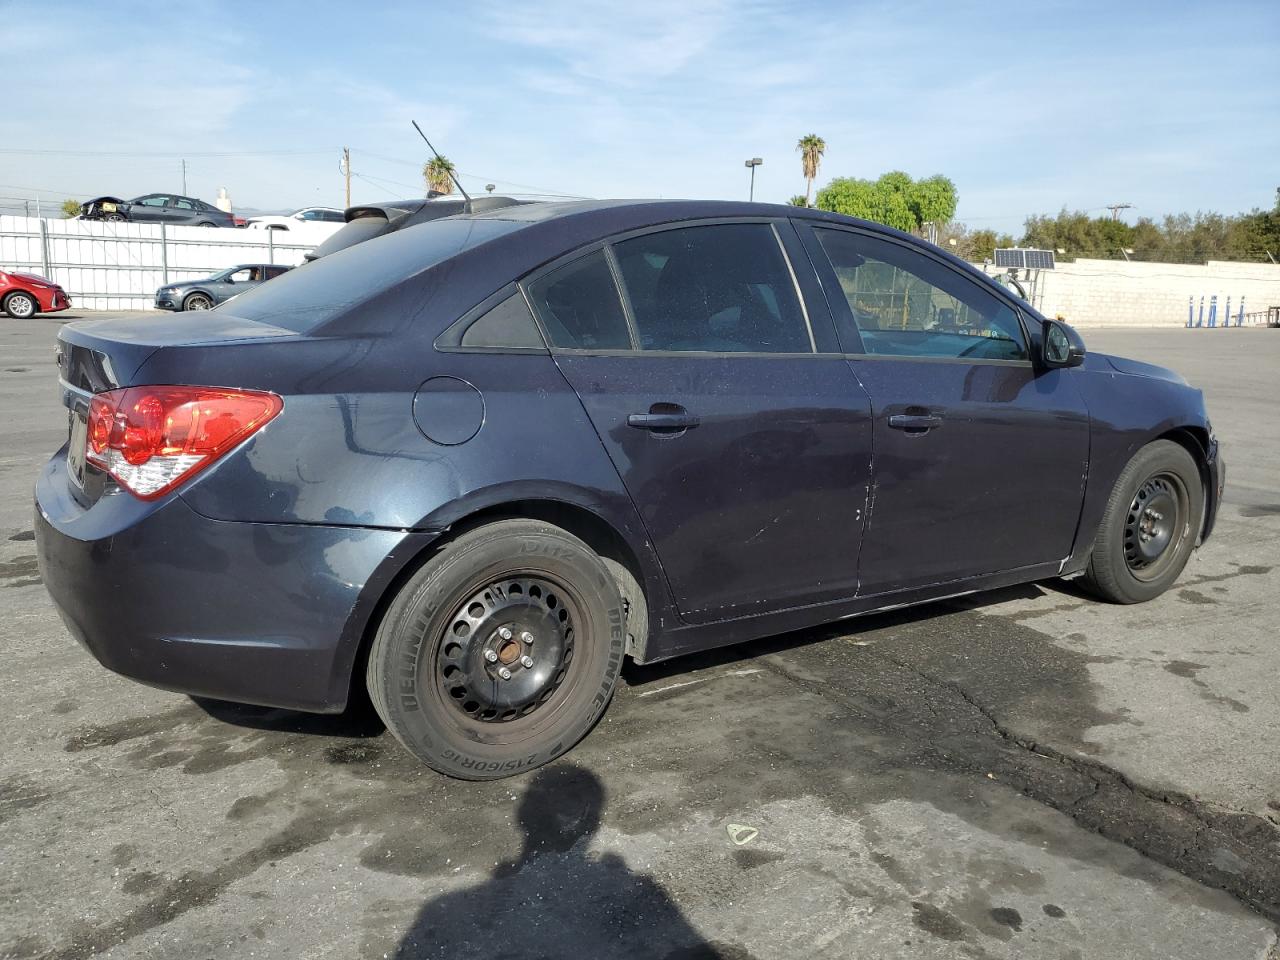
[744,158,763,201]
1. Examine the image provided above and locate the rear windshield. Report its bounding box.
[219,217,525,332]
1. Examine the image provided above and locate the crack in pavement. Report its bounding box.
[755,648,1280,923]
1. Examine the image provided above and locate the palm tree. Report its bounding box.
[423,156,457,196]
[796,135,826,208]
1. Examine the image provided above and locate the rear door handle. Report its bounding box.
[888,413,943,431]
[627,412,701,430]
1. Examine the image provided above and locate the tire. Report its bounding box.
[3,292,37,319]
[105,213,125,222]
[366,519,626,779]
[1081,440,1204,603]
[183,293,213,311]
[198,222,217,228]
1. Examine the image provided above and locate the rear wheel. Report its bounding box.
[366,519,626,779]
[3,292,37,319]
[1082,440,1204,603]
[183,293,213,311]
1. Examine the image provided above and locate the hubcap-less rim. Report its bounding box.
[1124,472,1188,580]
[8,295,34,318]
[436,577,576,723]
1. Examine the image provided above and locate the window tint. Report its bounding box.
[815,228,1027,361]
[525,251,631,350]
[137,195,168,207]
[461,292,545,349]
[612,224,812,353]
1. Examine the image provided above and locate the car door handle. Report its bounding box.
[888,413,943,431]
[627,413,701,430]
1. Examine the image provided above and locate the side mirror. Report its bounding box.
[1042,318,1085,368]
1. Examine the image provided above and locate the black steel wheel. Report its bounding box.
[1122,472,1190,581]
[1082,440,1204,603]
[367,519,627,779]
[436,576,579,724]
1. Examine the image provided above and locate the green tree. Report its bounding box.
[423,156,456,195]
[909,175,958,228]
[787,195,808,207]
[1017,202,1280,263]
[795,134,826,207]
[815,171,955,235]
[61,198,81,218]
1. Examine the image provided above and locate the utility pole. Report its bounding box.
[342,147,351,208]
[1105,202,1132,221]
[181,159,187,195]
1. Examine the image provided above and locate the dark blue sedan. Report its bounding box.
[35,200,1224,779]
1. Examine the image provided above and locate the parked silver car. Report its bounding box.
[154,264,290,311]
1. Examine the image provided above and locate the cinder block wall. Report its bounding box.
[1007,258,1280,328]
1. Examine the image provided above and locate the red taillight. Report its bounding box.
[85,386,282,500]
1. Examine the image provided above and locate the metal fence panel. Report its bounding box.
[1,216,324,311]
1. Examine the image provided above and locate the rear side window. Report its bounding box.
[525,251,632,350]
[612,224,812,354]
[461,292,545,349]
[815,228,1027,361]
[219,218,525,332]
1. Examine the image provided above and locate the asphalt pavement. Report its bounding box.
[1,315,1277,959]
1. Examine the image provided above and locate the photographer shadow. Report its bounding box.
[393,765,744,959]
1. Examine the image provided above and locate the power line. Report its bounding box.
[0,148,333,158]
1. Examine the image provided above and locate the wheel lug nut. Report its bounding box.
[498,626,513,641]
[521,631,534,644]
[498,667,512,680]
[520,655,534,668]
[484,650,498,663]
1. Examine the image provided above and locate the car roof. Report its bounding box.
[462,197,888,231]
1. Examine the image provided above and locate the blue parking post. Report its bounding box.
[1224,296,1231,329]
[1187,295,1194,327]
[1208,295,1217,328]
[1197,295,1205,327]
[1238,297,1245,326]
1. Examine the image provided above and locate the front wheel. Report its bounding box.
[183,293,213,311]
[1081,440,1204,603]
[367,520,626,779]
[3,292,37,319]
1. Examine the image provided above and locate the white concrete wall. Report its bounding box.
[1002,258,1280,328]
[0,216,324,311]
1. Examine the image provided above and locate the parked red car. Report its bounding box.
[0,270,70,319]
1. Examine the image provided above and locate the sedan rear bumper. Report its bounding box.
[34,450,429,712]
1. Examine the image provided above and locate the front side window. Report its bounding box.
[136,195,168,207]
[612,223,812,354]
[525,251,631,350]
[815,228,1027,361]
[228,268,253,283]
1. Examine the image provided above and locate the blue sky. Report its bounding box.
[4,0,1277,234]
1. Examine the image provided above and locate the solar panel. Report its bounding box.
[1023,249,1056,270]
[993,248,1024,269]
